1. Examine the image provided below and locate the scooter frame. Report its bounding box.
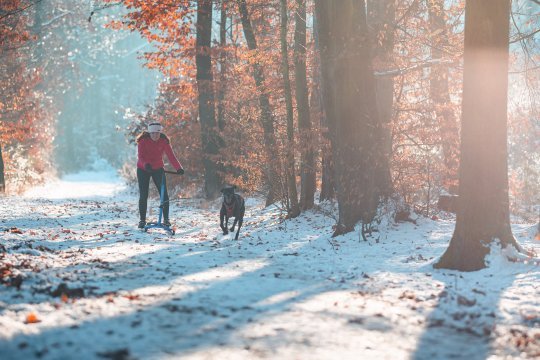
[144,169,178,236]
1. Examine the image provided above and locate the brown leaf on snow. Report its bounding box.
[399,291,416,300]
[1,264,13,278]
[51,284,85,299]
[521,311,540,324]
[457,295,476,307]
[348,317,364,325]
[25,313,41,324]
[9,227,23,234]
[11,275,23,290]
[123,294,140,301]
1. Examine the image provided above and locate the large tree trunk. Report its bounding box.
[196,0,221,199]
[237,0,280,206]
[313,12,335,202]
[435,0,519,271]
[427,0,459,190]
[367,0,395,197]
[280,0,300,218]
[295,0,316,210]
[315,0,383,236]
[0,145,5,193]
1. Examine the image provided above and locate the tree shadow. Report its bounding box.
[411,265,517,360]
[0,229,342,359]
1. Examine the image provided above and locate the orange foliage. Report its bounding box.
[1,0,59,192]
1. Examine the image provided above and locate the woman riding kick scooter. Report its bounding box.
[136,122,184,231]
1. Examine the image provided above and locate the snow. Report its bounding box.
[23,164,126,200]
[1,173,539,359]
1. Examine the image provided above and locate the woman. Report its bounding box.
[136,122,184,229]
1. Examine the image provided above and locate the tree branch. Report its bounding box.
[88,1,123,22]
[510,27,540,44]
[375,58,455,78]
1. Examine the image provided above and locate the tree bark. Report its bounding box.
[280,0,300,218]
[295,0,316,210]
[435,0,519,271]
[0,145,5,193]
[196,0,221,199]
[237,0,280,206]
[217,1,227,132]
[315,0,383,236]
[367,0,395,197]
[427,0,459,190]
[313,11,335,202]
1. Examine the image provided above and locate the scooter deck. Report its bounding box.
[144,222,175,235]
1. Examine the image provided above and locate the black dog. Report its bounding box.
[220,185,245,240]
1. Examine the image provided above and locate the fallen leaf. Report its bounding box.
[25,313,40,324]
[10,228,23,234]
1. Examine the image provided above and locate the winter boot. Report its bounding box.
[138,220,146,229]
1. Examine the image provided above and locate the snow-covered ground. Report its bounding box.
[1,171,539,359]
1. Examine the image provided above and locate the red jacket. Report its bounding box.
[137,135,182,171]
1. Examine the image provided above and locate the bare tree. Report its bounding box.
[435,0,527,271]
[197,0,222,199]
[237,0,280,206]
[280,0,300,218]
[315,0,384,236]
[427,0,459,190]
[295,0,316,209]
[0,146,5,193]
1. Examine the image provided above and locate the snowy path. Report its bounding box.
[0,175,539,359]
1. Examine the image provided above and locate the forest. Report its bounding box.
[1,0,539,359]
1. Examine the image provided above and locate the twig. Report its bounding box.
[88,1,123,22]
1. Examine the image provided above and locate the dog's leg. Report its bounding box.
[224,216,230,235]
[230,217,237,232]
[234,218,243,240]
[220,210,228,235]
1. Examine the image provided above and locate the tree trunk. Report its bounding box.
[367,0,395,197]
[295,0,316,210]
[313,11,335,202]
[315,0,383,236]
[435,0,519,271]
[280,0,300,218]
[217,2,227,132]
[196,0,221,199]
[0,145,5,193]
[427,0,459,190]
[237,0,280,206]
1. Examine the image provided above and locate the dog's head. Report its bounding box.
[221,185,236,204]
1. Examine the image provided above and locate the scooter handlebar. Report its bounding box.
[164,170,182,175]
